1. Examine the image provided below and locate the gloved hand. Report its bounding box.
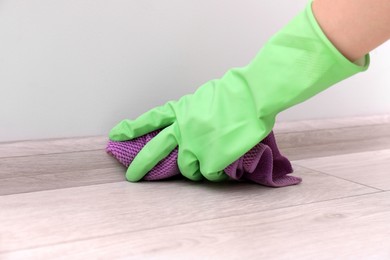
[106,129,302,187]
[109,0,369,182]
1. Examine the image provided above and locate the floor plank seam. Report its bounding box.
[292,146,390,163]
[0,148,108,160]
[292,164,385,192]
[0,180,127,197]
[0,135,106,145]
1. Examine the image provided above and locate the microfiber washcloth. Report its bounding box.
[106,130,302,187]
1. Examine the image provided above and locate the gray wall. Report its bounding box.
[1,0,389,142]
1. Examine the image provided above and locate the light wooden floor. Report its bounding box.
[2,118,390,259]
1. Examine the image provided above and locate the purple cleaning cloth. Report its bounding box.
[106,130,302,187]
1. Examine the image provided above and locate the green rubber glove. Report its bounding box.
[109,0,369,182]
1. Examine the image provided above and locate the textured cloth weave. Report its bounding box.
[106,130,302,187]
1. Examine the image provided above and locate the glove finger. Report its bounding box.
[177,144,204,181]
[202,170,229,182]
[177,136,228,182]
[109,101,176,141]
[125,124,177,182]
[201,155,231,182]
[177,149,228,182]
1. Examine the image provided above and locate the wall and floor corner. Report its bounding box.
[0,0,389,142]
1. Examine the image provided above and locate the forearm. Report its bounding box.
[312,0,390,62]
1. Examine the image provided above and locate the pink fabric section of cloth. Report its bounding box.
[106,130,302,187]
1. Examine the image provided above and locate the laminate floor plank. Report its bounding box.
[2,117,390,258]
[0,150,117,180]
[0,136,107,158]
[0,164,376,253]
[2,190,389,259]
[0,168,125,196]
[3,129,390,195]
[0,150,126,195]
[294,148,390,190]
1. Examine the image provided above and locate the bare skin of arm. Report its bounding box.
[312,0,390,62]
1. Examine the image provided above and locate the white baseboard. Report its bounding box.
[274,114,390,134]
